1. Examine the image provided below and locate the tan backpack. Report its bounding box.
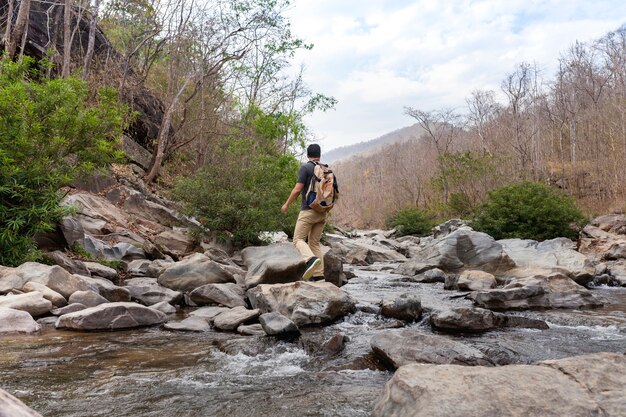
[306,161,339,213]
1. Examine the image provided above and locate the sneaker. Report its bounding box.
[310,276,325,282]
[302,257,321,281]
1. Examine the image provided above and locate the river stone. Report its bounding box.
[0,292,53,316]
[0,388,43,417]
[188,306,230,323]
[444,270,496,291]
[78,276,131,302]
[149,301,176,314]
[430,307,499,332]
[380,294,422,322]
[213,306,261,331]
[412,229,515,274]
[10,263,94,298]
[0,308,41,334]
[373,352,626,417]
[241,243,306,289]
[21,282,67,308]
[68,290,109,308]
[323,248,348,287]
[237,323,266,336]
[125,280,183,306]
[395,260,439,277]
[43,250,90,276]
[247,281,357,327]
[51,303,88,316]
[189,283,246,308]
[370,330,493,368]
[55,302,167,330]
[83,262,118,280]
[0,267,28,294]
[470,273,603,310]
[413,268,447,283]
[259,312,300,338]
[158,253,235,292]
[343,243,406,265]
[163,316,210,332]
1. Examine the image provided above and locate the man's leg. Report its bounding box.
[293,210,315,261]
[307,212,327,277]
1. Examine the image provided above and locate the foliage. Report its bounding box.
[386,207,437,237]
[0,58,127,266]
[472,182,587,241]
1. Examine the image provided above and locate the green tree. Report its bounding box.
[0,59,127,266]
[472,182,586,241]
[386,208,436,237]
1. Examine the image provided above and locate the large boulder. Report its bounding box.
[380,294,423,322]
[189,283,246,308]
[0,267,28,294]
[371,330,493,368]
[163,316,210,332]
[0,308,41,334]
[83,262,118,280]
[62,193,129,235]
[395,260,439,277]
[82,236,146,261]
[68,291,109,308]
[157,253,235,292]
[125,278,182,306]
[331,238,407,266]
[154,229,196,258]
[444,270,496,291]
[373,352,626,417]
[213,306,260,331]
[430,306,548,333]
[78,276,131,302]
[323,247,348,287]
[470,273,603,310]
[9,263,94,298]
[188,306,230,323]
[122,192,186,228]
[241,244,306,289]
[43,250,90,276]
[247,281,356,327]
[259,312,300,338]
[0,292,53,316]
[21,282,67,308]
[0,388,43,417]
[55,302,167,330]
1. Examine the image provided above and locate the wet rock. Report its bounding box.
[68,291,109,308]
[43,251,90,276]
[83,262,118,280]
[55,302,167,330]
[163,316,210,332]
[213,306,261,331]
[380,294,422,322]
[323,248,348,287]
[51,303,87,316]
[259,312,300,338]
[470,273,603,310]
[189,306,230,323]
[0,308,41,334]
[241,243,306,289]
[0,388,43,416]
[413,268,447,283]
[78,276,131,302]
[247,281,356,327]
[429,307,549,332]
[149,301,177,315]
[444,270,496,291]
[0,292,53,316]
[21,282,67,308]
[373,352,626,417]
[189,283,246,308]
[371,330,493,368]
[125,279,182,306]
[158,253,235,292]
[237,323,266,336]
[9,263,94,298]
[323,333,347,355]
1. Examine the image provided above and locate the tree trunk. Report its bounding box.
[6,0,31,59]
[82,0,101,79]
[3,0,14,51]
[62,0,72,77]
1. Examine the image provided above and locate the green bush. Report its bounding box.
[0,58,127,266]
[472,182,586,241]
[386,207,436,237]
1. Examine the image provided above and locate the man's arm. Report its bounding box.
[281,182,304,214]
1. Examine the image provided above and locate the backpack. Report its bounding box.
[305,161,339,213]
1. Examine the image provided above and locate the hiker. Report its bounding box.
[281,144,339,281]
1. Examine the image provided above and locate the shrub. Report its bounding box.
[0,58,127,266]
[386,207,436,236]
[472,181,586,241]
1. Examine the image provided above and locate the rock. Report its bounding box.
[121,135,153,170]
[78,276,131,302]
[55,302,167,330]
[68,291,109,308]
[0,308,41,334]
[591,214,626,234]
[603,242,626,260]
[432,219,472,238]
[322,333,347,355]
[380,294,422,322]
[0,388,43,416]
[237,323,266,336]
[36,316,59,327]
[371,330,493,368]
[154,229,196,258]
[50,303,87,316]
[444,270,496,291]
[0,267,28,294]
[0,292,53,316]
[413,268,447,283]
[82,236,146,261]
[189,306,230,323]
[126,259,152,277]
[163,316,210,332]
[189,283,246,308]
[123,192,186,228]
[430,307,500,332]
[21,282,67,307]
[43,250,90,275]
[83,262,119,280]
[470,273,603,310]
[339,241,407,265]
[9,263,94,298]
[145,259,174,277]
[158,253,235,292]
[241,243,306,289]
[247,281,356,327]
[72,170,117,194]
[373,352,626,417]
[213,306,260,331]
[395,260,440,277]
[62,193,128,235]
[59,216,86,249]
[323,248,348,287]
[149,301,177,314]
[412,229,515,274]
[259,312,300,338]
[125,279,182,306]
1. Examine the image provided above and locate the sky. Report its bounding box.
[285,0,626,151]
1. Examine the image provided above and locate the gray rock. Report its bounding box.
[0,308,41,334]
[55,302,167,330]
[82,236,146,261]
[83,262,118,280]
[432,219,472,238]
[158,253,235,292]
[189,283,246,308]
[126,259,152,277]
[395,260,439,277]
[121,135,152,169]
[68,291,109,308]
[373,352,626,417]
[414,268,447,283]
[51,303,87,316]
[213,306,260,331]
[444,270,496,291]
[380,294,422,322]
[247,281,356,327]
[188,306,230,323]
[259,312,300,337]
[322,333,347,355]
[371,330,493,368]
[62,193,128,235]
[430,307,499,332]
[163,316,210,332]
[123,192,186,228]
[44,250,90,275]
[146,259,174,278]
[237,323,266,336]
[241,243,306,289]
[149,301,176,314]
[323,248,348,287]
[0,388,43,416]
[0,292,53,316]
[78,276,131,302]
[154,229,196,258]
[125,279,182,306]
[10,263,94,298]
[0,267,27,294]
[21,282,67,308]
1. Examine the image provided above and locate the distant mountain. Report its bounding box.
[323,123,426,163]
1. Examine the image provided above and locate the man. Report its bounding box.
[281,144,332,281]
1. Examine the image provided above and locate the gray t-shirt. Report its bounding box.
[297,161,316,210]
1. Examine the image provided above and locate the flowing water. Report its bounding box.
[1,264,625,416]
